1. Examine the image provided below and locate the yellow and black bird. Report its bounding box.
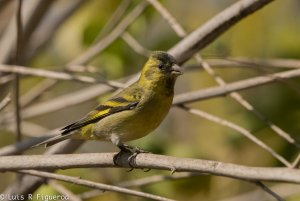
[34,51,182,154]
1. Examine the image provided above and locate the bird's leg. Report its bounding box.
[116,143,149,171]
[110,134,149,170]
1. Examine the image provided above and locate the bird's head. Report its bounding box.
[139,51,183,91]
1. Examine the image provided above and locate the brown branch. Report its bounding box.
[174,68,300,105]
[79,172,198,200]
[0,0,54,63]
[24,0,87,62]
[0,153,299,184]
[178,106,290,167]
[48,181,83,201]
[169,0,274,64]
[254,181,285,201]
[0,93,11,111]
[95,0,132,39]
[67,1,148,67]
[220,183,300,201]
[203,58,300,69]
[0,64,124,88]
[2,140,83,197]
[13,0,23,143]
[121,32,150,57]
[17,170,175,201]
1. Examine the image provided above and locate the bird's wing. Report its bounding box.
[32,84,143,148]
[61,96,140,135]
[61,87,140,135]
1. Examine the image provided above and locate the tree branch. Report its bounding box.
[169,0,274,64]
[0,153,299,184]
[174,68,300,105]
[0,64,124,88]
[17,170,174,201]
[0,93,10,111]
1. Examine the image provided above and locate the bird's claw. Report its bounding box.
[113,144,150,171]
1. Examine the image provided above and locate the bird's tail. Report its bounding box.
[32,132,76,148]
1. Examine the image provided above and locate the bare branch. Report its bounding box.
[220,183,300,201]
[206,57,300,69]
[80,172,198,200]
[121,32,150,57]
[2,140,83,196]
[174,68,300,105]
[0,64,124,88]
[49,181,83,201]
[169,0,274,64]
[0,153,299,184]
[254,181,285,201]
[0,0,54,63]
[0,93,10,111]
[13,0,23,142]
[95,0,132,39]
[18,170,175,201]
[178,106,290,167]
[24,0,86,62]
[67,1,148,67]
[292,154,300,168]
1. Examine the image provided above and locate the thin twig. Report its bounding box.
[80,172,198,200]
[0,64,124,88]
[173,68,300,105]
[121,31,150,57]
[14,0,23,142]
[49,181,83,201]
[169,0,274,64]
[0,93,11,111]
[185,58,300,70]
[220,183,300,201]
[0,0,54,63]
[94,0,132,41]
[67,1,148,67]
[20,79,57,107]
[178,105,291,167]
[17,170,175,201]
[291,154,300,168]
[254,181,285,201]
[24,0,87,62]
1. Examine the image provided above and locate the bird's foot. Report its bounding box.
[113,144,149,171]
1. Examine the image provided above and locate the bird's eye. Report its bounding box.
[158,63,164,70]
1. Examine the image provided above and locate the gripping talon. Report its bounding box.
[114,143,149,170]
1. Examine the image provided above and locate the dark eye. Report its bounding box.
[158,63,164,70]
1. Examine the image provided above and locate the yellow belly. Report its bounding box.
[79,93,173,142]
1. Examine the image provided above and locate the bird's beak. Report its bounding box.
[171,64,183,76]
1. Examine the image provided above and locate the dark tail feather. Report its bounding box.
[32,133,75,148]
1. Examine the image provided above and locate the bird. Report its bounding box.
[33,51,182,156]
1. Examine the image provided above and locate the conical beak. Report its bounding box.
[171,64,183,76]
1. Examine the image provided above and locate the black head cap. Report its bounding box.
[150,51,177,65]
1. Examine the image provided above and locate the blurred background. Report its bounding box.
[0,0,300,200]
